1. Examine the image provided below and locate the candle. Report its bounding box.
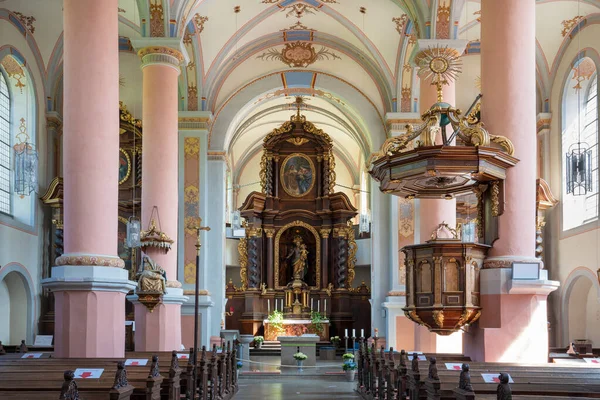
[345,329,348,337]
[275,299,278,311]
[317,300,320,313]
[324,299,327,314]
[361,329,364,337]
[268,299,270,314]
[311,298,314,311]
[352,329,356,338]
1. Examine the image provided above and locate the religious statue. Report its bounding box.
[428,357,439,381]
[112,362,128,389]
[411,353,419,373]
[496,373,512,400]
[19,340,28,353]
[285,235,309,281]
[60,370,80,400]
[0,341,5,355]
[459,363,474,392]
[136,254,167,294]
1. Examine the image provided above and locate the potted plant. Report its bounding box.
[236,360,243,379]
[343,360,357,381]
[330,336,341,349]
[253,336,264,349]
[342,353,355,364]
[293,351,308,371]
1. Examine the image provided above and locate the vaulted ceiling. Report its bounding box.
[1,0,598,190]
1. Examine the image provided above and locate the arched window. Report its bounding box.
[0,71,10,215]
[562,57,598,231]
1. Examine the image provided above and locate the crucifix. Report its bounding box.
[188,218,210,400]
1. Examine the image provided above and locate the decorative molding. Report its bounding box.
[193,14,209,34]
[178,115,213,131]
[257,42,341,68]
[319,229,331,239]
[264,228,276,238]
[138,46,184,71]
[188,84,198,111]
[392,15,408,35]
[184,137,200,158]
[11,11,35,34]
[55,254,126,268]
[398,198,414,238]
[561,15,584,37]
[149,0,164,37]
[435,1,451,39]
[253,87,346,106]
[281,21,312,32]
[1,56,26,93]
[280,4,319,19]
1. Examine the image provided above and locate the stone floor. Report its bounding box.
[235,377,360,399]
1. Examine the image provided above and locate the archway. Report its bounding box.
[0,268,33,345]
[561,268,600,347]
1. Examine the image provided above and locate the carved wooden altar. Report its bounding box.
[230,99,369,336]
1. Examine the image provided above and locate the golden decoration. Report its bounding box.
[184,185,200,204]
[257,42,341,68]
[320,229,331,239]
[490,181,500,217]
[193,14,209,34]
[138,46,184,62]
[11,11,36,34]
[280,3,319,18]
[118,148,131,185]
[0,56,26,93]
[473,184,488,240]
[184,216,201,236]
[238,236,249,291]
[247,226,263,237]
[279,153,316,197]
[414,46,462,103]
[561,15,584,37]
[430,222,460,241]
[346,222,357,288]
[274,220,321,289]
[56,254,125,268]
[140,217,174,251]
[184,137,200,158]
[119,101,142,128]
[264,228,276,238]
[149,0,164,37]
[324,282,333,296]
[392,15,408,34]
[281,21,312,32]
[259,151,268,194]
[286,137,310,146]
[184,262,196,284]
[433,310,444,328]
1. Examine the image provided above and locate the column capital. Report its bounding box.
[417,39,468,55]
[132,38,189,70]
[46,111,63,131]
[179,111,213,131]
[385,112,422,137]
[537,113,552,134]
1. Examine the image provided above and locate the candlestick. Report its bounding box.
[352,329,356,338]
[275,299,278,311]
[268,299,270,314]
[324,299,327,314]
[317,300,320,313]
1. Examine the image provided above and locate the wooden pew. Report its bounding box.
[355,342,600,400]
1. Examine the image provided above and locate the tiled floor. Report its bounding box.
[235,378,360,399]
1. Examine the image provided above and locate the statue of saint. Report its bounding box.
[136,254,167,294]
[285,235,308,281]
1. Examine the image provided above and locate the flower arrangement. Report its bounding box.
[236,361,243,369]
[342,353,355,361]
[253,336,264,344]
[342,361,357,371]
[330,336,341,347]
[293,352,308,361]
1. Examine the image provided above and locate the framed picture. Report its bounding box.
[280,153,315,197]
[119,148,131,185]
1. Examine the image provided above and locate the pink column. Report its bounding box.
[132,46,185,351]
[46,0,135,358]
[464,0,558,363]
[482,0,536,259]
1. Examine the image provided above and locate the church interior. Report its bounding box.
[1,0,600,398]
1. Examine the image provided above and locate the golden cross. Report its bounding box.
[190,218,211,251]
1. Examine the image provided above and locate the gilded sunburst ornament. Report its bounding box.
[257,42,341,68]
[414,46,462,102]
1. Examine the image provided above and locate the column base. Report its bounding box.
[41,266,136,358]
[464,267,559,363]
[181,294,214,349]
[128,288,188,351]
